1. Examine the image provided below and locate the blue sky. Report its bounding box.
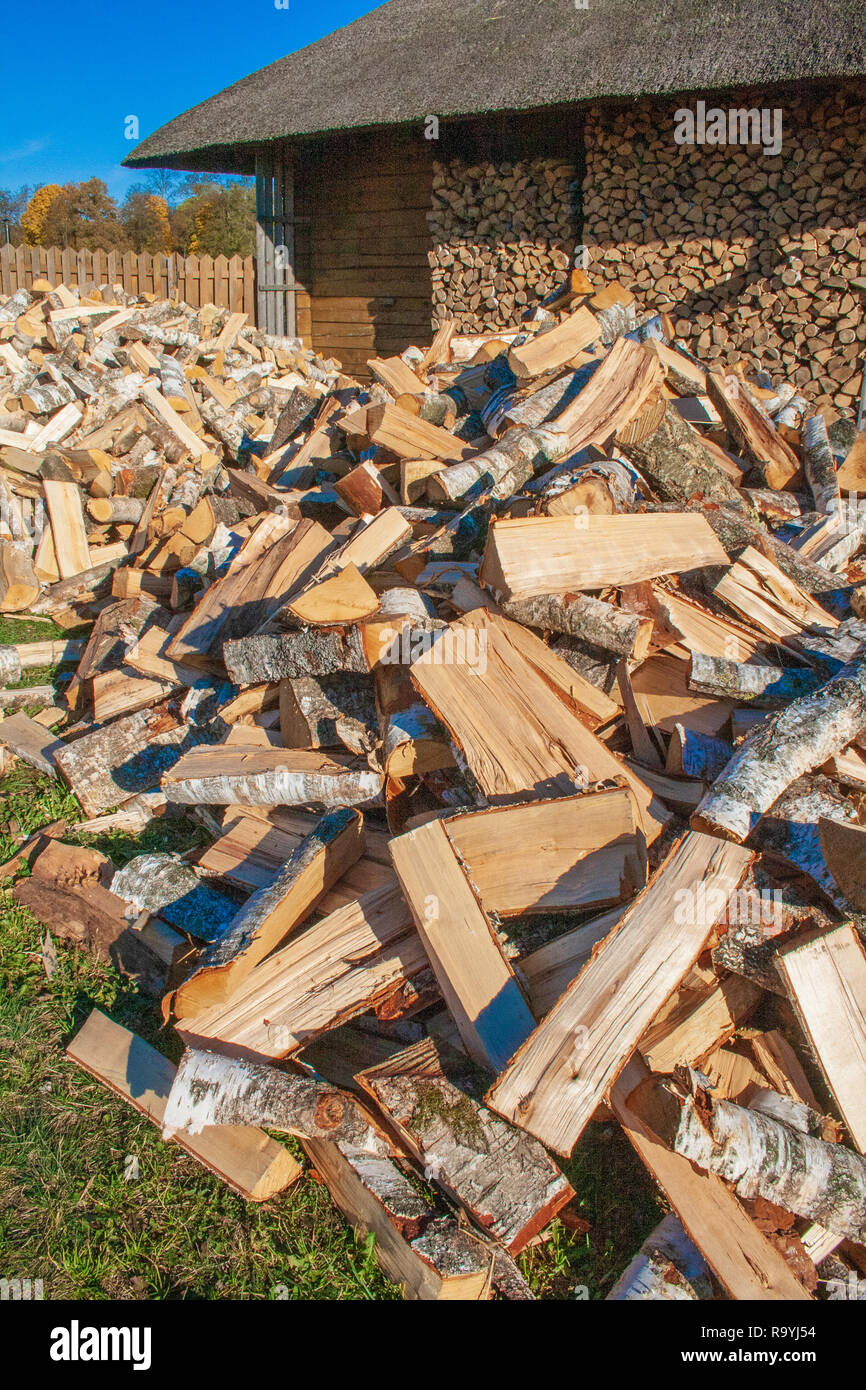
[0,0,377,202]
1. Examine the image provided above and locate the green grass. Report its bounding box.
[0,627,661,1300]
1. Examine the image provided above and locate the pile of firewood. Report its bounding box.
[2,266,866,1301]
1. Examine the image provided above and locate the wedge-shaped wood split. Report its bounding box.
[443,788,647,916]
[178,883,426,1059]
[777,924,866,1153]
[480,513,728,601]
[390,817,535,1072]
[172,807,364,1018]
[409,610,667,840]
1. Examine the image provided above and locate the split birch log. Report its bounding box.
[111,852,237,943]
[0,288,31,323]
[161,745,384,808]
[53,700,218,816]
[393,490,503,578]
[499,591,649,659]
[0,640,52,684]
[409,610,666,839]
[688,652,821,707]
[549,338,664,453]
[163,1048,389,1152]
[285,563,381,626]
[0,685,55,711]
[80,371,145,435]
[665,724,732,782]
[745,775,859,913]
[365,403,473,463]
[427,423,572,505]
[607,1213,713,1300]
[279,672,378,754]
[699,505,849,608]
[167,516,334,664]
[639,973,762,1075]
[172,807,364,1018]
[223,627,366,684]
[647,340,707,396]
[818,818,866,910]
[356,1036,574,1254]
[481,369,585,439]
[390,817,536,1073]
[692,651,866,842]
[746,489,805,522]
[480,513,728,600]
[506,305,600,380]
[802,415,841,518]
[140,381,207,459]
[777,924,866,1153]
[335,461,399,516]
[711,544,839,642]
[66,1010,299,1201]
[383,703,455,778]
[301,1140,491,1300]
[705,373,801,489]
[0,713,63,777]
[0,542,40,612]
[178,882,428,1059]
[20,380,76,414]
[200,396,245,452]
[622,403,744,508]
[158,351,189,402]
[671,1075,866,1243]
[444,787,646,916]
[41,454,91,579]
[485,832,753,1155]
[539,457,638,517]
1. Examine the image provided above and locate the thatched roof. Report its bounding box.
[125,0,865,172]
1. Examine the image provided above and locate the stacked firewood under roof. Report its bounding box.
[2,268,866,1300]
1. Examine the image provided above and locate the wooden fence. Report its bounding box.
[0,244,257,321]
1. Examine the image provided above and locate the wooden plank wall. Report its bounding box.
[293,128,434,376]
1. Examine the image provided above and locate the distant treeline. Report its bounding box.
[0,171,255,259]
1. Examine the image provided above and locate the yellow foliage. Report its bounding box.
[145,194,172,253]
[188,203,214,256]
[21,185,63,245]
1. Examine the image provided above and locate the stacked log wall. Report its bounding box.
[428,154,579,332]
[582,84,866,414]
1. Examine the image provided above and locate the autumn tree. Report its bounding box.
[21,184,63,245]
[172,179,254,257]
[41,180,127,251]
[122,192,172,253]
